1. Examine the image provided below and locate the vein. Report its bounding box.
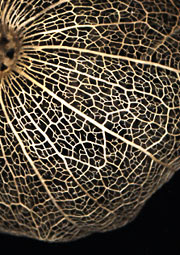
[15,67,170,168]
[17,0,70,30]
[6,71,112,213]
[23,45,180,75]
[0,88,76,226]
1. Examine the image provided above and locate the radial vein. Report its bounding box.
[22,45,180,74]
[0,89,76,226]
[15,67,169,168]
[17,0,70,30]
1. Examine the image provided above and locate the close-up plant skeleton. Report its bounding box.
[0,0,179,242]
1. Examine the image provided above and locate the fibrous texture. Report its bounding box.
[0,0,180,242]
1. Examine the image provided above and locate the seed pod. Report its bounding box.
[0,0,179,242]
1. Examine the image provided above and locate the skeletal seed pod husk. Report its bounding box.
[0,0,180,243]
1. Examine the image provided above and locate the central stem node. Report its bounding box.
[0,25,21,78]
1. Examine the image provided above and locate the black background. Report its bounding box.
[0,170,179,254]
